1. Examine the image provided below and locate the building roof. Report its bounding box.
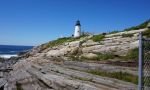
[75,20,81,26]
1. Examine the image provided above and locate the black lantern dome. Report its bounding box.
[75,20,81,26]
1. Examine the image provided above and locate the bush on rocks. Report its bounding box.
[87,70,138,84]
[122,33,134,37]
[124,48,138,61]
[92,34,105,42]
[143,29,150,38]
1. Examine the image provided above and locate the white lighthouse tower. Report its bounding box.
[74,20,81,38]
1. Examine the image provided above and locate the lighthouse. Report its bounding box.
[74,20,81,38]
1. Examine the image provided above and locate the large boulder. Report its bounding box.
[81,53,98,59]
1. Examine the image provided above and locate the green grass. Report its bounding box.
[142,29,150,38]
[92,34,105,42]
[69,53,115,61]
[41,35,87,50]
[80,53,115,61]
[122,33,134,37]
[109,30,120,34]
[47,37,74,47]
[69,47,139,62]
[96,53,115,60]
[16,82,23,90]
[124,48,138,61]
[72,68,150,86]
[87,70,138,84]
[124,19,150,31]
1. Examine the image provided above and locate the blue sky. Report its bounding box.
[0,0,150,46]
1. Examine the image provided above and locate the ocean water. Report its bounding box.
[0,45,33,58]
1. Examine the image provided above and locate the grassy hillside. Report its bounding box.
[124,19,150,31]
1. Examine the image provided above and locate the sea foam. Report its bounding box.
[0,54,18,58]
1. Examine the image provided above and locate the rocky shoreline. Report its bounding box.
[0,28,150,90]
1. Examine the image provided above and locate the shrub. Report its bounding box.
[43,36,86,49]
[47,37,72,47]
[87,70,138,84]
[122,33,134,37]
[109,30,120,34]
[39,37,73,51]
[102,33,107,35]
[16,82,23,90]
[125,48,138,61]
[96,53,115,60]
[79,40,86,46]
[81,31,92,36]
[92,34,105,42]
[142,29,150,38]
[80,56,91,60]
[124,19,150,31]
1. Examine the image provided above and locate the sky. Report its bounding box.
[0,0,150,46]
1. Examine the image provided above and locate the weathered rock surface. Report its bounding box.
[42,29,145,58]
[1,29,149,90]
[28,67,100,90]
[2,56,139,90]
[62,61,138,76]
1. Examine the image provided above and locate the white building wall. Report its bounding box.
[74,26,81,38]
